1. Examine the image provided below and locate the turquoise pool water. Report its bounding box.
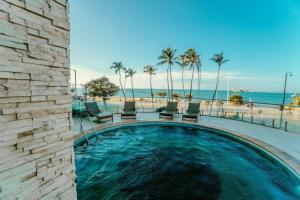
[75,123,300,200]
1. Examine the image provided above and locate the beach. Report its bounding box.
[71,87,300,134]
[73,95,300,133]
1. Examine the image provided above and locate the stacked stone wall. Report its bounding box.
[0,0,76,199]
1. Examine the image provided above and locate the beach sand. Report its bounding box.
[90,96,300,120]
[74,96,300,133]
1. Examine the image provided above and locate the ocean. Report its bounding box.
[74,88,297,105]
[119,89,296,105]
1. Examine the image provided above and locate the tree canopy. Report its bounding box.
[86,76,119,99]
[144,65,157,75]
[210,52,229,66]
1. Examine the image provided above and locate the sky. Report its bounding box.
[69,0,300,93]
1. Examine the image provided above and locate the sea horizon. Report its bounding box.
[73,85,299,94]
[73,88,298,105]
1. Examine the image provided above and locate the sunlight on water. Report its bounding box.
[75,124,300,200]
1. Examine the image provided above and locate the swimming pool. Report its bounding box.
[74,122,300,200]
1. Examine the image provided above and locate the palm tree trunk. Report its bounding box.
[150,75,154,107]
[150,75,154,102]
[189,65,195,102]
[166,66,170,101]
[169,64,174,101]
[119,71,126,100]
[199,66,202,109]
[131,77,134,100]
[209,65,221,115]
[181,67,185,98]
[124,76,127,92]
[197,66,201,101]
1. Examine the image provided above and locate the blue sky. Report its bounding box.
[69,0,300,92]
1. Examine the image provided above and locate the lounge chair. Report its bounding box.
[159,101,178,119]
[182,102,200,122]
[84,102,113,122]
[121,101,136,119]
[72,102,86,117]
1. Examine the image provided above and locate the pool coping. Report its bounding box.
[73,119,300,179]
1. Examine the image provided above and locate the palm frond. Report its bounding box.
[158,46,177,66]
[211,52,229,66]
[185,48,201,68]
[144,65,157,75]
[125,68,136,77]
[110,61,124,74]
[222,59,229,64]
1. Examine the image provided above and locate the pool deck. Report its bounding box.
[73,112,300,176]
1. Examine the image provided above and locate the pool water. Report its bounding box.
[75,123,300,200]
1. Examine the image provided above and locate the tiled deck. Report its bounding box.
[73,112,300,176]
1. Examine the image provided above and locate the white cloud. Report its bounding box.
[71,66,234,87]
[70,65,284,91]
[70,66,108,86]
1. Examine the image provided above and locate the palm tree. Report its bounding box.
[110,62,126,100]
[209,52,229,115]
[144,65,157,102]
[176,54,189,98]
[185,48,200,102]
[158,47,177,101]
[126,68,136,100]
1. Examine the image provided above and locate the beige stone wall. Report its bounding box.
[0,0,76,199]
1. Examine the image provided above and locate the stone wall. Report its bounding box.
[0,0,76,199]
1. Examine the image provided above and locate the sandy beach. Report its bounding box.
[86,96,300,122]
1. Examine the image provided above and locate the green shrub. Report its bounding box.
[229,93,244,105]
[293,96,300,106]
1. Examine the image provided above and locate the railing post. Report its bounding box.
[284,121,288,131]
[217,111,219,117]
[201,110,204,116]
[117,107,118,114]
[251,115,253,123]
[241,114,244,121]
[225,112,227,118]
[272,119,275,128]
